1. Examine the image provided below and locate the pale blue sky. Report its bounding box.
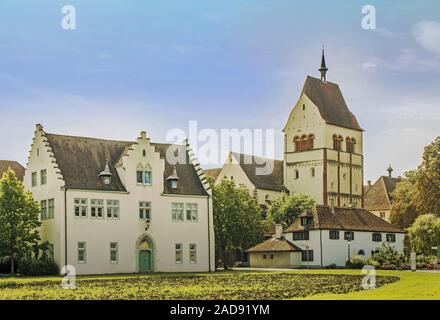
[0,0,439,181]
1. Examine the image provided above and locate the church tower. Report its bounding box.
[283,50,364,208]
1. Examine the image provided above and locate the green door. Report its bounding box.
[139,250,152,273]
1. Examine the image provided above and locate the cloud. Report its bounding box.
[412,20,440,55]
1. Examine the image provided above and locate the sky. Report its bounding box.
[0,0,439,182]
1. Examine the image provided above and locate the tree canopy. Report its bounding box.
[407,214,440,255]
[0,169,41,273]
[266,193,315,228]
[211,178,265,269]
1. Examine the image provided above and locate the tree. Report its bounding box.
[407,214,440,255]
[415,136,440,216]
[389,170,420,229]
[212,178,265,269]
[266,193,315,228]
[0,169,41,273]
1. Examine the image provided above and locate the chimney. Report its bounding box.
[139,131,147,139]
[275,224,283,239]
[367,180,371,187]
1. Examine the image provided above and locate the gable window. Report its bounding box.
[47,199,54,219]
[386,234,396,243]
[172,203,184,221]
[110,242,118,264]
[294,169,299,180]
[329,230,340,240]
[144,170,152,185]
[107,200,119,219]
[301,250,314,262]
[344,231,354,241]
[189,244,197,264]
[31,172,37,187]
[74,199,88,218]
[40,200,47,220]
[175,243,183,264]
[40,169,47,185]
[137,165,152,186]
[136,171,144,184]
[139,202,151,220]
[380,212,386,220]
[372,233,382,242]
[292,231,309,241]
[300,217,313,226]
[91,199,104,219]
[77,242,86,264]
[311,167,315,177]
[186,203,198,221]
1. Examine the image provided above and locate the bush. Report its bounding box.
[0,256,18,274]
[325,263,338,269]
[346,255,367,269]
[372,243,405,266]
[367,258,380,269]
[18,258,59,276]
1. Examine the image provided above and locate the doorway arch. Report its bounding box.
[136,234,155,273]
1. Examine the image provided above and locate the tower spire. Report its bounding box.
[319,46,328,83]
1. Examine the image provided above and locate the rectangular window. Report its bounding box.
[186,203,198,221]
[139,202,151,220]
[172,203,184,221]
[372,233,382,242]
[189,244,197,264]
[47,199,55,219]
[31,172,37,187]
[380,212,386,220]
[329,230,340,240]
[386,234,396,243]
[110,242,118,264]
[300,217,312,226]
[40,200,47,220]
[74,199,88,218]
[292,231,309,241]
[137,171,144,184]
[175,243,183,264]
[344,231,354,241]
[77,242,86,264]
[107,200,120,219]
[301,250,314,262]
[144,171,152,185]
[40,169,47,185]
[91,199,104,219]
[48,244,54,262]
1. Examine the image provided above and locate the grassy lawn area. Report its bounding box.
[0,270,438,300]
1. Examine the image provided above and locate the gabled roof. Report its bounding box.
[364,176,402,211]
[0,160,25,181]
[285,205,404,234]
[301,76,363,131]
[204,168,222,181]
[246,237,302,253]
[45,133,207,196]
[231,152,286,192]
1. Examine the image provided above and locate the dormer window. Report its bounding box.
[300,217,313,226]
[167,166,179,189]
[98,160,112,185]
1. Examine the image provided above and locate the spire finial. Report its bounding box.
[319,46,328,83]
[387,164,393,178]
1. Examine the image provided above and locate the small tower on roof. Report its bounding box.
[319,47,328,83]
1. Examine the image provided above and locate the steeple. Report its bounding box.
[319,47,328,83]
[387,164,393,178]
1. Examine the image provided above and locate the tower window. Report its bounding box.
[303,104,305,111]
[333,135,343,151]
[311,167,315,177]
[294,169,299,179]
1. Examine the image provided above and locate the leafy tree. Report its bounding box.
[415,136,440,216]
[212,178,265,269]
[371,243,405,266]
[0,169,41,273]
[389,170,420,229]
[407,214,440,255]
[266,193,315,228]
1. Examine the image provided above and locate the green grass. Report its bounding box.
[0,270,438,300]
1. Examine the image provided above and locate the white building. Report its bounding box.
[247,205,405,268]
[24,124,215,275]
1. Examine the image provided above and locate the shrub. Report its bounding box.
[325,263,338,269]
[18,258,59,276]
[367,258,380,269]
[381,263,397,270]
[346,255,367,269]
[372,243,404,266]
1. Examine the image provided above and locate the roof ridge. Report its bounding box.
[232,152,283,163]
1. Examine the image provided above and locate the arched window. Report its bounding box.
[301,135,308,151]
[351,138,356,153]
[308,134,315,150]
[136,164,144,184]
[333,135,343,151]
[294,136,300,152]
[358,249,365,256]
[346,137,352,153]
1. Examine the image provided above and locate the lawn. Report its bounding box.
[0,270,438,300]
